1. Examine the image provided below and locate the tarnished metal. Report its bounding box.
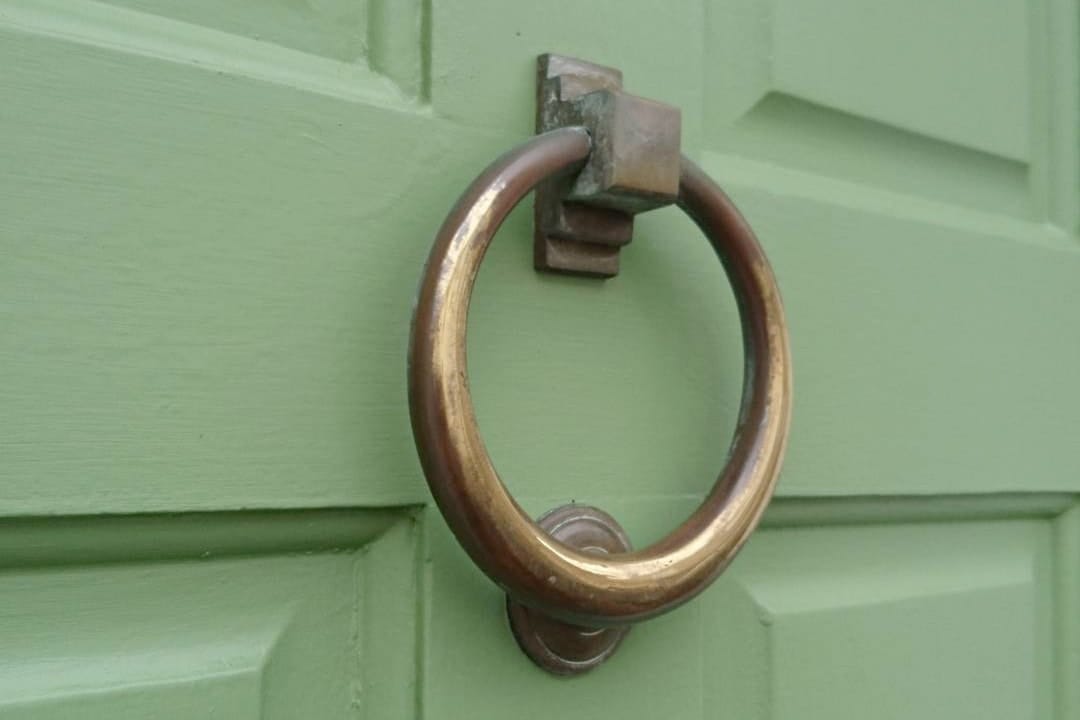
[507,505,632,676]
[408,54,792,675]
[409,127,791,624]
[533,54,681,277]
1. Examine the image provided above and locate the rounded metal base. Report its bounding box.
[506,505,632,676]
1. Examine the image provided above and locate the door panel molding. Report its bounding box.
[0,507,412,569]
[0,0,428,106]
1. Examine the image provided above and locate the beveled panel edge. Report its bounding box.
[0,506,418,569]
[1054,504,1080,718]
[714,93,1034,219]
[761,492,1077,528]
[366,0,430,101]
[361,514,426,720]
[0,0,422,109]
[698,149,1069,250]
[1031,0,1080,232]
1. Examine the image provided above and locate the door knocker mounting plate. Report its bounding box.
[533,54,681,277]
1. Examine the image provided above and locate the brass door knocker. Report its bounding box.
[409,55,792,676]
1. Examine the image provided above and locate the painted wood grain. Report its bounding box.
[0,0,1077,717]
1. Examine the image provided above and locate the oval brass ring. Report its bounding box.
[408,126,792,627]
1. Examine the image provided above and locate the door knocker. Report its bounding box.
[408,54,792,675]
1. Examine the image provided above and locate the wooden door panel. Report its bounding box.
[0,512,421,719]
[705,0,1033,216]
[764,0,1029,160]
[96,0,370,64]
[3,0,425,99]
[710,165,1080,498]
[0,0,445,514]
[2,0,1077,717]
[694,0,1080,498]
[714,509,1055,719]
[423,496,1077,719]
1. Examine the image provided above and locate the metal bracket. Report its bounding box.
[533,54,682,278]
[506,505,632,675]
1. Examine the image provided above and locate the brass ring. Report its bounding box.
[408,126,792,626]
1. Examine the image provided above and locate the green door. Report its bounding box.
[2,1,1078,718]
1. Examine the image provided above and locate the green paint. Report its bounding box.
[0,517,419,719]
[0,0,1077,716]
[1055,505,1080,719]
[0,508,405,569]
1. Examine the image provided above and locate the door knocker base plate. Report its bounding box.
[506,505,632,676]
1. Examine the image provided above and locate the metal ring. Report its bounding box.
[408,126,792,626]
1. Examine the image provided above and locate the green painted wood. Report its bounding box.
[0,0,1077,717]
[0,514,420,719]
[425,495,1071,719]
[1054,505,1080,719]
[0,507,405,569]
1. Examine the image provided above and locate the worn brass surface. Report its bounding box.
[409,126,792,627]
[506,505,632,676]
[533,53,681,277]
